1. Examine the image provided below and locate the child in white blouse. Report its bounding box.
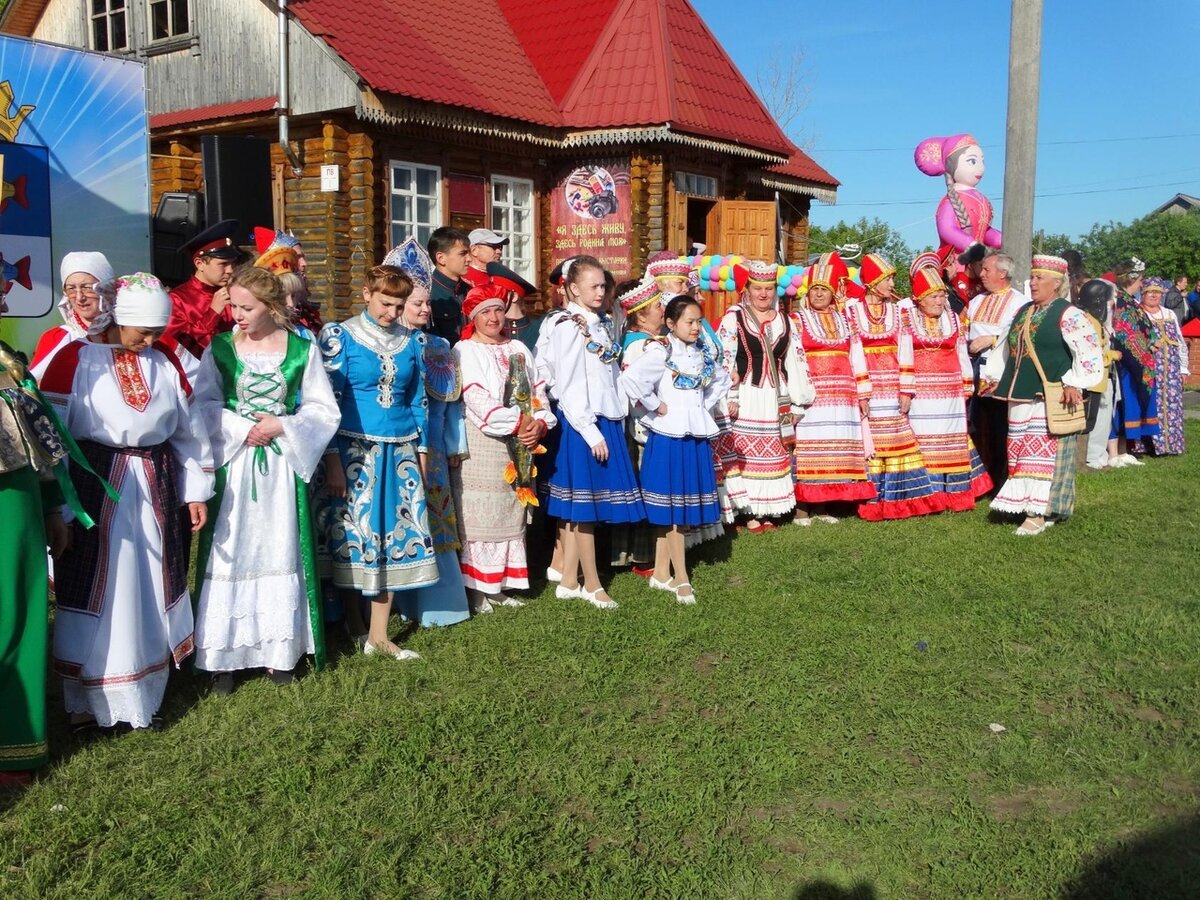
[619,297,730,603]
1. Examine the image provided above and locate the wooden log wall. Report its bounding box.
[150,140,202,212]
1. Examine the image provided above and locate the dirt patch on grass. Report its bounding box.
[813,797,853,819]
[693,651,725,675]
[902,749,924,768]
[1132,706,1165,722]
[987,787,1080,821]
[988,790,1037,822]
[1035,701,1058,716]
[767,834,808,855]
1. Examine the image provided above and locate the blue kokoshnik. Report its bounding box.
[544,416,645,524]
[322,434,438,596]
[640,432,721,527]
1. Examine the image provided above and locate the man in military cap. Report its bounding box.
[487,261,541,352]
[165,218,241,355]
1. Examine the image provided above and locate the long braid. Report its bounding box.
[944,170,970,232]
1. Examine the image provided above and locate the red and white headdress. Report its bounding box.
[746,260,778,286]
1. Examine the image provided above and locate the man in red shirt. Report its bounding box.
[165,219,241,356]
[462,227,509,290]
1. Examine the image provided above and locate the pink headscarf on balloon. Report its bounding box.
[914,134,978,177]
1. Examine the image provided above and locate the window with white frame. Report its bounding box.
[88,0,193,53]
[491,175,535,281]
[90,0,130,52]
[148,0,190,42]
[389,161,442,250]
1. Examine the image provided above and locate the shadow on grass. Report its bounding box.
[793,880,877,900]
[1060,813,1200,899]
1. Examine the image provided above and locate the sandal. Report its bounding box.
[648,576,676,593]
[793,516,814,527]
[580,587,619,610]
[673,583,697,605]
[1014,520,1048,536]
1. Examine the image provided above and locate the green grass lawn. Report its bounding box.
[3,425,1199,899]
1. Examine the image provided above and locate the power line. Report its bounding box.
[830,179,1197,208]
[812,132,1200,153]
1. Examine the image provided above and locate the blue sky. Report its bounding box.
[693,0,1200,249]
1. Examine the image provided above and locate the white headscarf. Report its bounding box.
[58,251,115,336]
[112,273,172,329]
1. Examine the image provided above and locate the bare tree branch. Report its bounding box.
[755,47,815,150]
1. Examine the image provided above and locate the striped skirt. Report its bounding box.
[792,356,875,505]
[545,416,645,524]
[991,400,1078,520]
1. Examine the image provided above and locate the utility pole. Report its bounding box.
[1001,0,1043,289]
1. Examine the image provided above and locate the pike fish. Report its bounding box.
[502,353,546,508]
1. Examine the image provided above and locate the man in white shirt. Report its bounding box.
[967,252,1026,490]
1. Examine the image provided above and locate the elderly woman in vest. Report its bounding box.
[715,260,814,532]
[981,255,1104,535]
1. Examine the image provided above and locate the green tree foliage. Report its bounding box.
[1032,229,1078,257]
[808,217,915,296]
[1078,209,1200,280]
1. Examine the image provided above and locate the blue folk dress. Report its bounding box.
[318,312,438,596]
[393,335,471,626]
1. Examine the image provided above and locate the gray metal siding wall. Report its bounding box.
[31,0,358,116]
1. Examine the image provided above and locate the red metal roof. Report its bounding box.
[290,0,563,127]
[496,0,622,105]
[289,0,827,169]
[766,150,840,188]
[150,96,277,130]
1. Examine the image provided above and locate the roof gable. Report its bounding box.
[289,0,562,127]
[496,0,622,104]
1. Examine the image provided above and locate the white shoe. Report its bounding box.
[673,582,697,605]
[555,584,584,600]
[546,566,563,583]
[580,587,618,610]
[1120,453,1145,466]
[793,516,814,526]
[470,597,495,615]
[363,641,421,660]
[814,514,839,524]
[497,595,526,608]
[1106,455,1127,468]
[648,576,675,593]
[1085,462,1108,471]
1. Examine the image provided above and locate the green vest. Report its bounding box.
[996,299,1073,402]
[193,331,327,670]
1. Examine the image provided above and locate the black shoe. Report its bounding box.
[211,673,234,696]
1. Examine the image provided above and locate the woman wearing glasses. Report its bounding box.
[30,252,115,375]
[537,255,644,609]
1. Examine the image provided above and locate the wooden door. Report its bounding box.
[715,200,777,260]
[702,199,778,322]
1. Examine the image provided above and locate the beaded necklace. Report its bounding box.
[559,310,620,363]
[910,307,956,344]
[796,304,850,346]
[856,300,896,338]
[659,336,715,390]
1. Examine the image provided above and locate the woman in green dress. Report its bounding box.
[0,291,74,782]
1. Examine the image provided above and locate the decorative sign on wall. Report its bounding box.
[0,36,150,356]
[549,159,633,282]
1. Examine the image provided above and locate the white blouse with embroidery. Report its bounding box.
[618,334,731,438]
[533,302,624,448]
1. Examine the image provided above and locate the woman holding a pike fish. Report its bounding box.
[453,283,556,612]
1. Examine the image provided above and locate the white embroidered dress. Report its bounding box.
[42,342,213,728]
[192,340,341,672]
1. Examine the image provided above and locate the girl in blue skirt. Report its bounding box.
[538,256,645,609]
[619,296,731,604]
